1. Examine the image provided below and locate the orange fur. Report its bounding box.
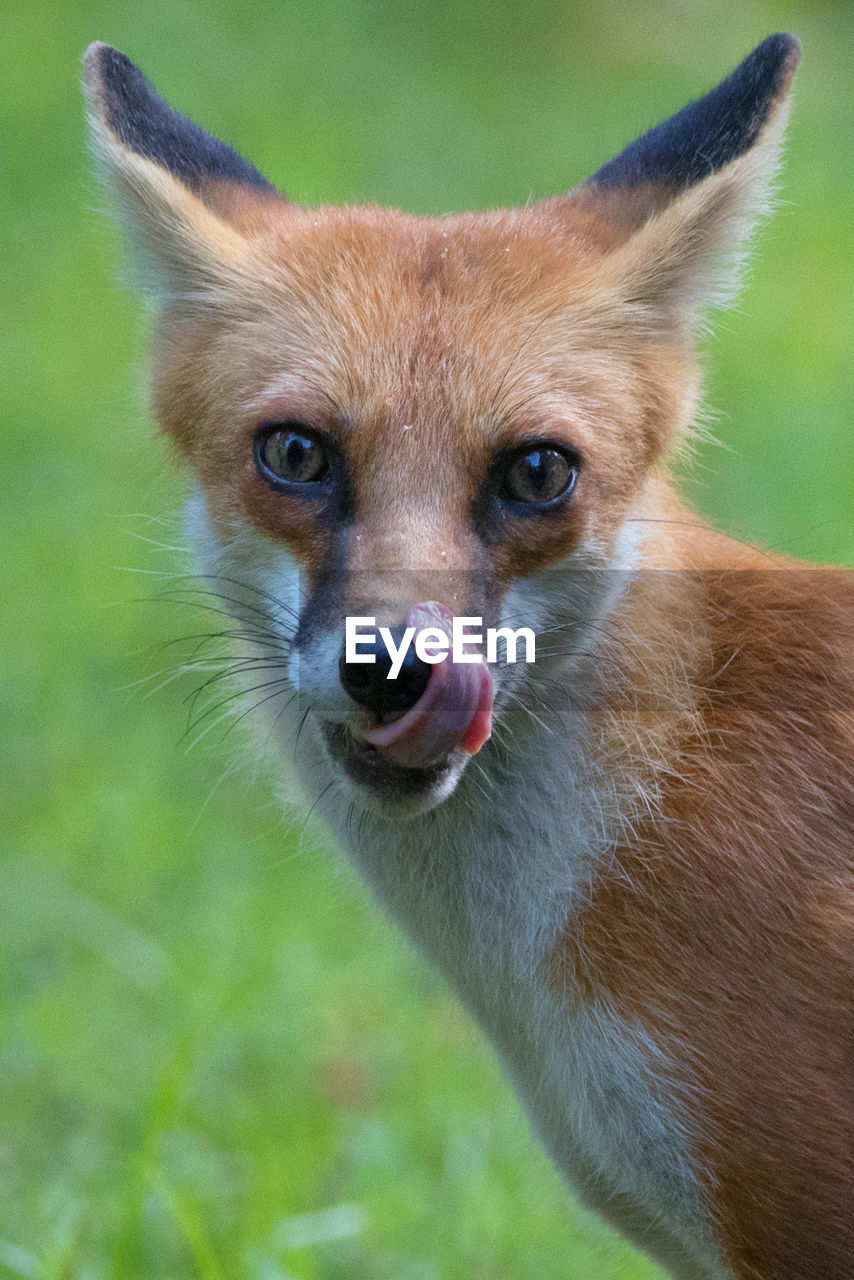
[552,553,854,1277]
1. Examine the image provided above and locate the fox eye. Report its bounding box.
[502,446,578,505]
[255,426,329,487]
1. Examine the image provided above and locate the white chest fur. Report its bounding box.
[304,708,726,1278]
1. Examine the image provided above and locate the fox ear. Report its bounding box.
[83,44,286,306]
[562,34,801,324]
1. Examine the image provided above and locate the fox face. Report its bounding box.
[84,36,799,815]
[156,203,688,812]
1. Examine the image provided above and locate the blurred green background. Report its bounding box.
[2,1,852,1277]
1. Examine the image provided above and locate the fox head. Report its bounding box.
[85,36,799,814]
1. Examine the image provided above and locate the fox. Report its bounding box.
[84,34,854,1280]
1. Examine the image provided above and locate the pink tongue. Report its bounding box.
[361,601,493,769]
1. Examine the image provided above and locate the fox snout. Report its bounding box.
[337,601,494,770]
[338,624,431,719]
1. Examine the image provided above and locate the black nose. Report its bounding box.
[339,624,431,720]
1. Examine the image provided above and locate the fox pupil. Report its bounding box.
[259,428,326,484]
[506,448,574,504]
[285,436,309,476]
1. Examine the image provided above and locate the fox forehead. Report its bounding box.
[153,201,674,484]
[157,202,612,417]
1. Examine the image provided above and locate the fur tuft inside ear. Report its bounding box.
[602,103,793,327]
[556,34,801,327]
[83,44,285,308]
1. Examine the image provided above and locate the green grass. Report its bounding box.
[2,1,852,1276]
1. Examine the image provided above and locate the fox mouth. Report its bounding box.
[320,601,495,811]
[322,722,458,811]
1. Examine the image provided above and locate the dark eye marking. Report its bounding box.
[254,424,330,490]
[500,444,579,507]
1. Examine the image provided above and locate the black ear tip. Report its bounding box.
[81,41,277,197]
[584,32,802,199]
[83,40,112,73]
[83,42,128,88]
[84,41,125,67]
[760,32,801,65]
[750,32,801,91]
[82,43,147,125]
